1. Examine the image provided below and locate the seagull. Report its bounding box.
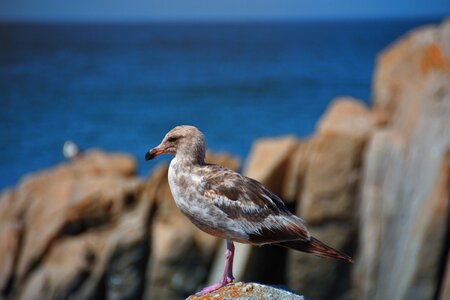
[145,125,353,296]
[62,140,80,159]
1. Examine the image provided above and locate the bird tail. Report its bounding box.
[277,237,354,263]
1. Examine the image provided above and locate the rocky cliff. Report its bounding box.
[354,17,450,300]
[0,18,449,300]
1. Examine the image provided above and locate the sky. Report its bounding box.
[0,0,449,21]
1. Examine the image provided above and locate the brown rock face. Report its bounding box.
[0,150,149,300]
[373,18,450,125]
[287,98,374,299]
[0,147,240,300]
[354,18,450,300]
[244,136,300,203]
[440,251,450,300]
[187,282,305,300]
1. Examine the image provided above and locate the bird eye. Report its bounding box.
[168,136,178,142]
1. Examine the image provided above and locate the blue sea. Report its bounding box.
[0,18,441,189]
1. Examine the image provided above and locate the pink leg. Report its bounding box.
[195,240,235,296]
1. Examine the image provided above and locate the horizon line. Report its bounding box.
[0,13,447,24]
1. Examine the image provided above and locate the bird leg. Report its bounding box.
[195,240,235,296]
[223,240,235,282]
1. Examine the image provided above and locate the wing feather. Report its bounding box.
[199,164,310,244]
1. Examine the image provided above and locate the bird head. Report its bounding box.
[145,125,206,163]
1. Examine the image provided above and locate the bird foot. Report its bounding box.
[194,276,234,296]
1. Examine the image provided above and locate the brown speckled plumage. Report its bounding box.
[145,125,353,295]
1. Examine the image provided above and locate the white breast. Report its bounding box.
[168,157,183,204]
[167,157,250,242]
[168,157,199,213]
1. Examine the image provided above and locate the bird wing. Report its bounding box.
[199,164,311,244]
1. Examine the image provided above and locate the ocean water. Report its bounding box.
[0,18,440,189]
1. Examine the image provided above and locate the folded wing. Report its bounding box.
[200,164,310,245]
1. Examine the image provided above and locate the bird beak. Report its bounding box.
[145,147,164,161]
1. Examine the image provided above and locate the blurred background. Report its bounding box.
[0,1,449,300]
[0,0,448,189]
